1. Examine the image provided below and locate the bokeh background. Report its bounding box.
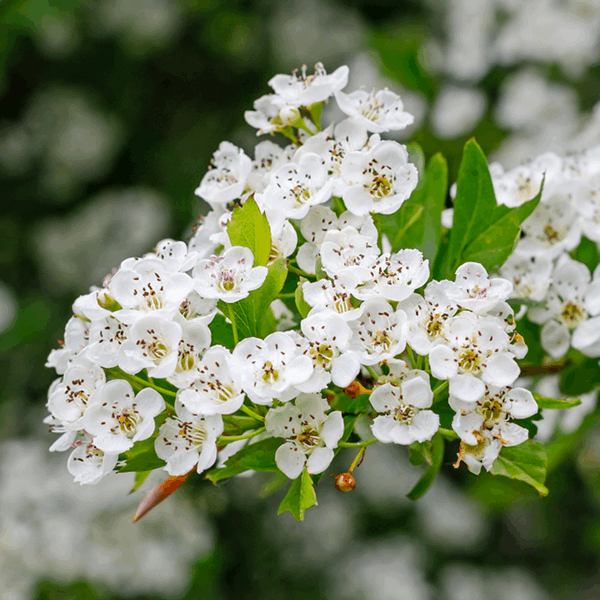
[3,1,600,598]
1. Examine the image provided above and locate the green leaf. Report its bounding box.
[507,298,546,309]
[329,393,372,414]
[227,196,271,267]
[205,437,282,483]
[315,256,327,280]
[442,139,543,277]
[533,394,582,410]
[294,280,311,319]
[278,468,317,521]
[259,471,289,499]
[560,354,600,395]
[408,439,433,467]
[407,433,444,500]
[406,141,426,176]
[119,433,166,473]
[130,470,152,493]
[208,313,235,351]
[219,258,288,340]
[490,440,549,496]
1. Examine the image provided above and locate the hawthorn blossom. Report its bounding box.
[118,314,182,378]
[454,429,502,475]
[177,346,245,416]
[339,138,418,216]
[155,400,224,476]
[302,276,363,321]
[369,360,439,444]
[166,319,212,388]
[349,297,408,365]
[265,393,344,479]
[83,379,165,453]
[192,246,268,303]
[268,63,349,107]
[258,152,333,220]
[528,255,600,358]
[67,432,119,485]
[233,331,313,404]
[244,94,288,136]
[195,141,252,206]
[499,253,553,303]
[87,315,130,369]
[247,140,291,193]
[429,312,519,402]
[335,88,414,133]
[356,249,430,302]
[294,311,360,392]
[46,315,90,374]
[450,385,537,448]
[445,262,513,314]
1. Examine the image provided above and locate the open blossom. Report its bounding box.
[445,262,513,314]
[294,311,360,392]
[247,140,292,193]
[155,400,224,476]
[87,315,130,369]
[349,297,407,365]
[258,152,333,220]
[335,88,414,133]
[499,253,553,303]
[45,315,90,374]
[166,319,212,389]
[177,346,245,416]
[399,281,459,355]
[429,312,519,402]
[454,429,502,475]
[110,259,194,325]
[370,360,438,445]
[529,255,600,358]
[356,249,430,302]
[450,385,537,449]
[195,141,252,206]
[193,246,268,303]
[244,94,288,135]
[83,379,165,453]
[265,394,344,479]
[340,138,418,216]
[233,331,313,404]
[118,314,183,378]
[67,432,120,485]
[302,276,363,321]
[268,63,349,107]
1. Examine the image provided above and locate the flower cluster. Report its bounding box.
[45,62,583,520]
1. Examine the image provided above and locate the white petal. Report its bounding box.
[449,373,486,402]
[410,410,440,442]
[429,344,458,380]
[482,353,520,387]
[331,353,361,388]
[306,447,334,474]
[401,376,433,409]
[275,442,306,479]
[320,411,344,448]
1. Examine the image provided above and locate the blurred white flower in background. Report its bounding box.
[0,438,214,600]
[431,85,487,139]
[32,187,170,293]
[0,87,122,198]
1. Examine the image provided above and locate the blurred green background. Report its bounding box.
[2,1,600,599]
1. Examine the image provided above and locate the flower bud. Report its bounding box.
[344,380,372,399]
[279,105,301,127]
[335,472,356,492]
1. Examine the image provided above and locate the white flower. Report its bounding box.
[46,362,106,431]
[455,429,502,475]
[188,208,228,260]
[166,319,212,388]
[369,360,438,444]
[265,393,344,479]
[429,312,519,402]
[118,314,182,378]
[575,173,600,242]
[177,346,245,416]
[244,94,287,136]
[83,379,165,453]
[302,276,362,321]
[258,152,333,220]
[517,191,581,258]
[349,297,407,365]
[445,262,513,314]
[398,281,458,355]
[246,140,291,193]
[177,290,217,324]
[67,432,119,485]
[87,314,130,369]
[529,255,600,358]
[266,211,298,263]
[335,88,414,133]
[268,63,349,107]
[294,311,360,392]
[155,400,223,476]
[192,246,268,303]
[46,315,90,374]
[499,253,553,303]
[339,139,418,216]
[491,162,545,208]
[450,385,537,448]
[233,331,313,404]
[356,249,430,302]
[110,259,194,324]
[320,225,380,285]
[194,141,252,206]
